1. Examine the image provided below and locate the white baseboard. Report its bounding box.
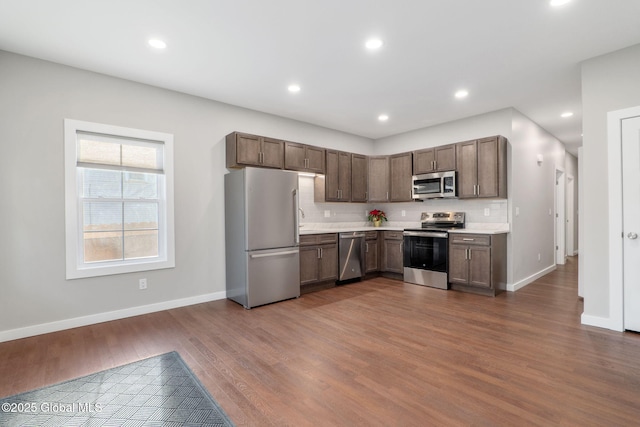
[0,291,227,343]
[581,313,623,332]
[506,265,556,292]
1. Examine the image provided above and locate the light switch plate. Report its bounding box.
[484,208,490,216]
[324,210,331,218]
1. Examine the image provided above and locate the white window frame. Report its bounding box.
[64,119,175,279]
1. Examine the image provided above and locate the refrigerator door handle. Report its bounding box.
[293,188,300,245]
[250,250,299,259]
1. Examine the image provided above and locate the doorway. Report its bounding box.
[566,174,575,256]
[607,105,640,332]
[555,169,566,265]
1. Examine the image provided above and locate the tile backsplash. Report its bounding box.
[298,176,508,224]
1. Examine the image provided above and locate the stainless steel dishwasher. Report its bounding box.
[338,232,366,281]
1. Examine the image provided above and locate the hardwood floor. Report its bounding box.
[1,257,640,426]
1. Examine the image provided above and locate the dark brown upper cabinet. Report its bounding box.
[456,136,507,199]
[351,154,368,203]
[367,156,390,202]
[389,152,413,202]
[413,144,456,175]
[226,132,284,169]
[284,142,325,174]
[324,150,352,202]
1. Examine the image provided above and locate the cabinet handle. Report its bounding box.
[468,248,472,260]
[366,242,369,253]
[317,248,321,259]
[386,191,389,200]
[477,185,480,195]
[320,247,323,258]
[473,184,477,196]
[433,160,437,170]
[462,238,475,241]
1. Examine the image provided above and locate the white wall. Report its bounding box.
[565,152,579,255]
[0,50,372,340]
[581,43,640,325]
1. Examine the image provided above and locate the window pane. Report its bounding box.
[124,230,158,259]
[78,138,121,166]
[82,169,122,198]
[122,144,161,170]
[84,231,123,262]
[123,172,158,199]
[124,202,158,230]
[83,202,123,232]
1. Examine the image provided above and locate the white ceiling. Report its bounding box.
[1,1,639,155]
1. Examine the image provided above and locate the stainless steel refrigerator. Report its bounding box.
[225,167,300,309]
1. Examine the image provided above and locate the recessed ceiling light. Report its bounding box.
[365,39,383,50]
[148,39,166,49]
[561,111,574,118]
[454,89,469,99]
[288,84,301,93]
[378,114,389,122]
[550,0,571,7]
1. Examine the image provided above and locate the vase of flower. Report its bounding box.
[368,209,387,227]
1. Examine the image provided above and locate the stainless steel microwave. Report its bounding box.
[412,171,457,199]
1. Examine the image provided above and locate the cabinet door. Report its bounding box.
[318,244,338,281]
[284,142,307,171]
[382,239,404,274]
[325,150,340,201]
[235,133,262,166]
[390,152,413,202]
[448,245,470,284]
[338,151,352,201]
[476,137,499,198]
[261,137,284,168]
[365,239,379,273]
[306,146,326,174]
[468,246,492,288]
[368,156,390,202]
[456,140,478,198]
[435,144,456,171]
[413,148,436,175]
[300,246,320,285]
[351,154,368,202]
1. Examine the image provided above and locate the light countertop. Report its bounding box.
[299,222,509,235]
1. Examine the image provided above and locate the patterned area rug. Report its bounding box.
[0,351,234,427]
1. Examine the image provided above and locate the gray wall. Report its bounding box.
[0,50,371,337]
[581,43,640,320]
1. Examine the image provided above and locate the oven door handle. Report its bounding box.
[403,231,448,238]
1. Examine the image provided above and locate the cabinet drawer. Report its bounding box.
[299,233,337,246]
[450,234,491,246]
[383,231,403,240]
[364,231,379,240]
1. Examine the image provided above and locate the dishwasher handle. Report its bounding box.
[340,233,366,239]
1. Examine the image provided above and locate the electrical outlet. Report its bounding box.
[139,278,147,290]
[324,210,331,218]
[484,208,490,216]
[401,210,406,217]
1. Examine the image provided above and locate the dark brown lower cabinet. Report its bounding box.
[364,231,379,273]
[448,233,507,296]
[299,234,338,292]
[382,231,404,275]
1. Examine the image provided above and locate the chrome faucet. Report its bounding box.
[298,207,305,218]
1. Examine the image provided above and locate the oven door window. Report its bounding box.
[404,236,448,272]
[413,177,442,195]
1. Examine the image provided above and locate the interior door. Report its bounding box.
[622,115,640,332]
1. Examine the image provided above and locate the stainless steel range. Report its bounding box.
[403,212,465,289]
